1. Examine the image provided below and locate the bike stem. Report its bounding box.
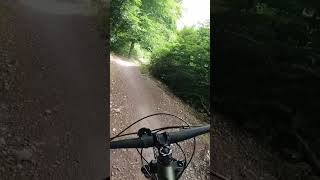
[156,145,177,180]
[140,130,184,180]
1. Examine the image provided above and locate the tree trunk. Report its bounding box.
[128,41,135,58]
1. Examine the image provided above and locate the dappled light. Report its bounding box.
[111,57,139,67]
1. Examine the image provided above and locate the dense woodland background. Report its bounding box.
[214,0,320,175]
[110,0,210,116]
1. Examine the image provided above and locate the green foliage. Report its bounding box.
[111,0,210,115]
[149,25,210,114]
[110,0,181,57]
[256,3,277,15]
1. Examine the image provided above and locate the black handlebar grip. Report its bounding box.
[168,125,210,143]
[110,136,154,149]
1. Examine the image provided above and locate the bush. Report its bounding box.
[149,26,210,114]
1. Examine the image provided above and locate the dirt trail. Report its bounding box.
[110,55,210,180]
[0,0,108,179]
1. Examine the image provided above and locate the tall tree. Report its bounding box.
[110,0,182,57]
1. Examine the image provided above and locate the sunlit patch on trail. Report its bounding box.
[111,58,139,67]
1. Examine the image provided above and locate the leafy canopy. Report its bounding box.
[110,0,182,54]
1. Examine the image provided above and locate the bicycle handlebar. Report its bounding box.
[110,125,210,149]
